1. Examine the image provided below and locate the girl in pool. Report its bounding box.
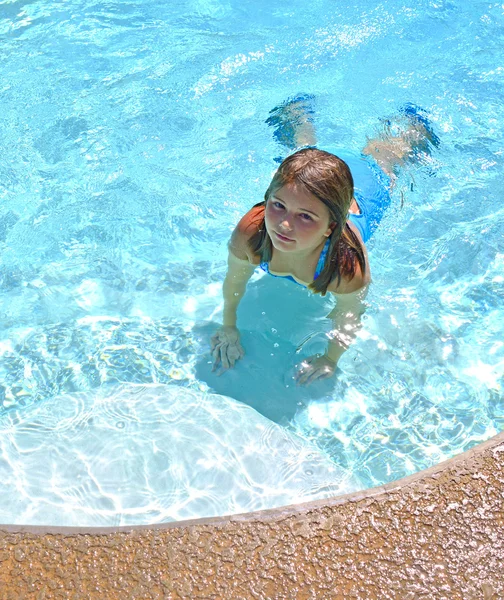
[211,97,439,385]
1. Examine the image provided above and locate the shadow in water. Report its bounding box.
[194,274,338,423]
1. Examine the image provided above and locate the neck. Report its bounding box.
[270,236,329,266]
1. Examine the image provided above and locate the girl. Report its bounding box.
[211,98,438,386]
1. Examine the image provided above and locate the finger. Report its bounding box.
[304,367,332,387]
[211,336,221,353]
[229,348,239,366]
[294,361,311,383]
[297,363,328,386]
[302,369,325,387]
[228,345,244,369]
[212,346,223,371]
[221,345,230,370]
[296,368,313,386]
[225,347,242,369]
[294,369,305,383]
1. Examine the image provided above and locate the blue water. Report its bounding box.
[1,0,503,525]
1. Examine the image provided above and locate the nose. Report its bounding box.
[279,218,292,231]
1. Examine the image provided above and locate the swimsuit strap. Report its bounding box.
[313,237,330,280]
[259,260,271,274]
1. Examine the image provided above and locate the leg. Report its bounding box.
[363,104,440,178]
[362,136,413,178]
[266,94,317,150]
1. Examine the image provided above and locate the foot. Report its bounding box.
[266,93,317,151]
[363,103,440,176]
[399,103,440,151]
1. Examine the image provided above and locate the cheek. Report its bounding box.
[297,220,322,235]
[264,204,279,226]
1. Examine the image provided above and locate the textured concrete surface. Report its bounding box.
[1,431,503,600]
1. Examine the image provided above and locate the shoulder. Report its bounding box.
[236,204,265,237]
[229,204,265,262]
[327,268,369,294]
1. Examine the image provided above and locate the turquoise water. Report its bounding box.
[1,0,503,525]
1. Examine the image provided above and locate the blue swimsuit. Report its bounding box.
[259,150,391,287]
[343,151,392,244]
[259,237,330,288]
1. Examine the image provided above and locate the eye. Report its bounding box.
[299,213,313,221]
[272,201,285,210]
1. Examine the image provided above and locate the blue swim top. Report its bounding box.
[259,237,330,288]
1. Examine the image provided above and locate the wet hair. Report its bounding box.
[248,147,366,295]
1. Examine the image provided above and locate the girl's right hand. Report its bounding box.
[211,326,245,373]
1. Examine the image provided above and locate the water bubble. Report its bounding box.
[305,469,313,476]
[116,421,125,429]
[273,343,279,348]
[271,328,277,334]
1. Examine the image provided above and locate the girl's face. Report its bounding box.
[265,183,334,254]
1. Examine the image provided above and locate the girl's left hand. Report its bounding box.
[294,354,337,386]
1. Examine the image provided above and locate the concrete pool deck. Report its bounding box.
[0,429,503,599]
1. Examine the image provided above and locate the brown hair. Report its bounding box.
[248,147,365,295]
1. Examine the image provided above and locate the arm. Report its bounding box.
[211,211,261,372]
[221,252,256,328]
[211,252,255,372]
[295,286,368,385]
[326,286,367,363]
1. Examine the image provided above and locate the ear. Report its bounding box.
[324,222,336,237]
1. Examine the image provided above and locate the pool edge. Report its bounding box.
[1,429,503,598]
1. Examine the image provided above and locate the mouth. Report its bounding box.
[274,231,295,243]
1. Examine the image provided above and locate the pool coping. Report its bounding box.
[2,428,504,535]
[1,428,503,598]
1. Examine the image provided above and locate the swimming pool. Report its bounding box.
[1,0,503,526]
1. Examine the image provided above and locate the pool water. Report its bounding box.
[1,0,503,525]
